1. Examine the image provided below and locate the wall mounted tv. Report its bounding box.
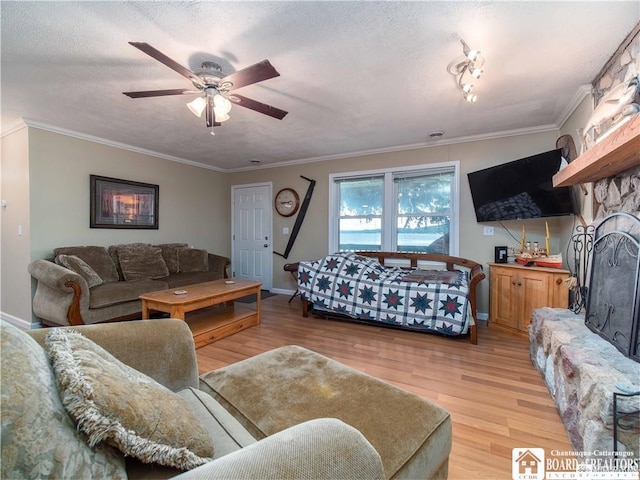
[467,148,577,222]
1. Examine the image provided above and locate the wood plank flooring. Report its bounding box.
[196,294,572,479]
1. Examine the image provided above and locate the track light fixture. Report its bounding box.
[447,39,485,103]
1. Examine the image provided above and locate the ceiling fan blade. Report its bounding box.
[123,89,200,99]
[224,60,280,91]
[129,42,203,88]
[205,97,221,128]
[232,94,288,120]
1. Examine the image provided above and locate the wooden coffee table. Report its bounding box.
[140,279,262,348]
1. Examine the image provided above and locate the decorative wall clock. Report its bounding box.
[274,188,300,217]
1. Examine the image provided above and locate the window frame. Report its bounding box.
[328,161,460,255]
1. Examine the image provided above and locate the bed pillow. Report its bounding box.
[56,254,104,288]
[117,244,169,281]
[177,248,209,273]
[1,321,126,479]
[45,328,214,470]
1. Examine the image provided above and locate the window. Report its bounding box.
[329,162,459,255]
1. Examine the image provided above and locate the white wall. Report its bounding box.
[1,126,231,326]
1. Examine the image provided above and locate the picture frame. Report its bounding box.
[90,175,159,229]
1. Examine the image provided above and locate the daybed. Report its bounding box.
[294,251,485,344]
[1,318,452,479]
[28,243,230,327]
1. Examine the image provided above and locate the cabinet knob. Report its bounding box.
[517,282,522,286]
[556,278,563,285]
[512,281,516,285]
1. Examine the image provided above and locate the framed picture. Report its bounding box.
[90,175,159,229]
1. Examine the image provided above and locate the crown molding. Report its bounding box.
[226,123,559,172]
[0,119,28,137]
[7,118,561,174]
[555,84,592,128]
[18,119,226,173]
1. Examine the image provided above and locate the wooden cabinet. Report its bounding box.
[489,263,570,336]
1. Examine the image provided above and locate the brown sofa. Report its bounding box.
[28,243,230,327]
[1,318,452,479]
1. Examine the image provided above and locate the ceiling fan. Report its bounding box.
[123,42,288,131]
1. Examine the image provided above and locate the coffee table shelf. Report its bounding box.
[186,304,259,348]
[139,279,262,348]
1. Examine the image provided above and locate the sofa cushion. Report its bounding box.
[89,279,168,309]
[155,243,189,274]
[118,244,170,281]
[178,248,209,273]
[0,321,126,479]
[179,388,256,454]
[54,246,119,283]
[56,254,104,288]
[45,329,214,470]
[108,243,150,281]
[126,388,257,480]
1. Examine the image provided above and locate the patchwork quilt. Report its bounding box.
[298,253,472,336]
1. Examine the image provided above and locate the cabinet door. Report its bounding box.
[518,271,552,330]
[490,267,518,329]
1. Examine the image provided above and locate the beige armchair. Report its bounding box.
[2,318,450,479]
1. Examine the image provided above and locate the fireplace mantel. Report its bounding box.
[553,114,640,187]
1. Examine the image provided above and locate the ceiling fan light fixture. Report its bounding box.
[213,110,230,122]
[187,96,207,117]
[213,94,232,114]
[124,42,288,131]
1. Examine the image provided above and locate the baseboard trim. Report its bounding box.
[270,288,296,296]
[0,311,39,330]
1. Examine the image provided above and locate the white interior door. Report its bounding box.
[232,184,272,290]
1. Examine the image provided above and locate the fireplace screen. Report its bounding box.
[585,212,640,362]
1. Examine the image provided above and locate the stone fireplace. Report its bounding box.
[585,212,640,362]
[530,308,639,456]
[529,26,640,459]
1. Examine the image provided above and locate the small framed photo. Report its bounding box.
[90,175,159,229]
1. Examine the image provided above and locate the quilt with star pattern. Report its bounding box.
[297,252,472,336]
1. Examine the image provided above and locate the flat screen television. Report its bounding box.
[467,149,577,222]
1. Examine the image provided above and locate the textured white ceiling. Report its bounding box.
[1,1,638,171]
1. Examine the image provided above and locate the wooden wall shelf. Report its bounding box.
[553,114,640,187]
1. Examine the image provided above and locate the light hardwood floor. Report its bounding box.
[196,294,572,479]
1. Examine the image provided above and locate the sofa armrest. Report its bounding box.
[207,253,231,279]
[27,319,199,392]
[173,418,385,480]
[28,259,90,326]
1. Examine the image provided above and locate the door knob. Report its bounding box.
[264,244,269,248]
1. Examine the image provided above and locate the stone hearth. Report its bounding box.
[530,307,639,456]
